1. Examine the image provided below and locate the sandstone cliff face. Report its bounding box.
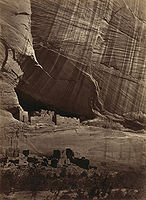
[0,0,146,151]
[0,0,146,125]
[20,0,146,119]
[0,2,146,197]
[0,0,34,154]
[0,0,33,115]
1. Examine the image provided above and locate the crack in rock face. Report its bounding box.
[0,0,146,126]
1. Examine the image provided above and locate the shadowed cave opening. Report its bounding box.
[14,88,88,123]
[14,88,145,131]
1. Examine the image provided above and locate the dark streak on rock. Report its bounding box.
[15,12,30,16]
[0,38,8,70]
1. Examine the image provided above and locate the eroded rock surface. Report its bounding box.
[20,0,146,119]
[0,0,146,124]
[0,0,146,189]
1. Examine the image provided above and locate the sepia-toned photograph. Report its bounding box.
[0,0,146,199]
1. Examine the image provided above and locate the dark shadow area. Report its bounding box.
[14,87,85,122]
[122,120,145,131]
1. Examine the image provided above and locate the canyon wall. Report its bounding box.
[0,0,146,158]
[0,0,146,124]
[0,5,146,198]
[29,0,146,118]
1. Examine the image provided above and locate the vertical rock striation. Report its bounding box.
[0,0,146,125]
[17,0,146,123]
[0,2,146,196]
